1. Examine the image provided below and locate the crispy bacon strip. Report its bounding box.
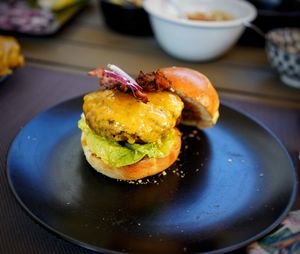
[88,65,172,103]
[88,65,148,103]
[136,70,172,91]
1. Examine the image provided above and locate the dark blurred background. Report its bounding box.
[240,0,300,46]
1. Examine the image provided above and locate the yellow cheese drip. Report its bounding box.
[83,90,184,144]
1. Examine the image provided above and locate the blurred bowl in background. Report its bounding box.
[266,28,300,89]
[143,0,257,61]
[99,0,152,36]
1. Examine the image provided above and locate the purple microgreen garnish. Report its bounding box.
[88,64,148,103]
[107,64,142,90]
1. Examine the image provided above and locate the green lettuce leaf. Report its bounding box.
[78,116,177,167]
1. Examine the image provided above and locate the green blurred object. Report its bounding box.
[106,0,143,7]
[38,0,86,11]
[55,0,87,25]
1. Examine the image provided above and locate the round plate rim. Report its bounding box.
[6,96,298,254]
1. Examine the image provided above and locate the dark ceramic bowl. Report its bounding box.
[99,0,152,36]
[266,28,300,89]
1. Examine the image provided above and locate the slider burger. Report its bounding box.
[78,64,219,181]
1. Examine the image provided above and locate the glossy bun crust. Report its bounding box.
[159,67,220,128]
[81,128,181,181]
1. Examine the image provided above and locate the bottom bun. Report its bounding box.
[81,128,181,181]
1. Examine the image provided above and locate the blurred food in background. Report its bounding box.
[99,0,152,36]
[0,0,88,35]
[0,1,56,34]
[187,10,234,21]
[0,35,24,77]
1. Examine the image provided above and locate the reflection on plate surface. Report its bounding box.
[7,96,297,253]
[0,75,8,83]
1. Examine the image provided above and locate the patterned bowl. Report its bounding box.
[266,28,300,88]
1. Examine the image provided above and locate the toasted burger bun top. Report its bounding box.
[158,67,220,128]
[81,128,181,181]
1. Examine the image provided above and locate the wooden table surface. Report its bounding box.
[16,0,300,108]
[1,1,300,254]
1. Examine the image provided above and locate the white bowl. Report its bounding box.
[143,0,257,61]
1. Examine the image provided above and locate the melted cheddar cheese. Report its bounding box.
[83,90,183,144]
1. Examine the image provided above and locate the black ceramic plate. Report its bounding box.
[0,74,8,83]
[7,97,297,254]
